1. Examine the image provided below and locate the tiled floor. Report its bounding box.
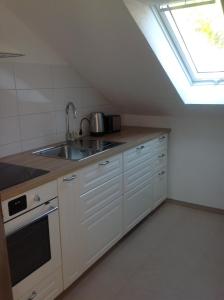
[57,202,224,300]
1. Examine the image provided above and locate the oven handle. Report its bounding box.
[7,205,58,237]
[32,205,58,223]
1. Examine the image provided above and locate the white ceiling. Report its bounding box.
[5,0,224,116]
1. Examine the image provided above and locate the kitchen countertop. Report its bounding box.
[0,126,170,201]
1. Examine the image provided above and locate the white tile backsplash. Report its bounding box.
[20,112,57,140]
[55,111,66,134]
[0,63,15,89]
[0,117,20,146]
[17,89,54,115]
[0,142,21,157]
[0,90,18,117]
[53,88,82,111]
[52,65,88,88]
[0,62,116,158]
[21,134,57,152]
[14,63,53,89]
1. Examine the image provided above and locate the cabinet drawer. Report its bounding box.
[14,269,63,300]
[154,134,168,150]
[124,140,155,171]
[153,149,167,173]
[124,179,153,233]
[124,158,154,193]
[80,175,122,222]
[80,154,122,194]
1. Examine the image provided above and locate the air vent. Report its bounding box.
[0,52,25,58]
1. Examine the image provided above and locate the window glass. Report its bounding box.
[157,0,224,83]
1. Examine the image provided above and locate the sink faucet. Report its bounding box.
[65,102,77,142]
[79,117,90,136]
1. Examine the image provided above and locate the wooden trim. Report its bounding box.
[0,206,13,300]
[166,198,224,215]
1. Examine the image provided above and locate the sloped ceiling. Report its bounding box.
[5,0,224,116]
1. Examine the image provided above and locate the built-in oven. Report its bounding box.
[2,188,62,300]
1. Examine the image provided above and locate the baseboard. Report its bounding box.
[166,198,224,215]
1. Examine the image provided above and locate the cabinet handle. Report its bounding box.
[159,171,166,176]
[159,136,166,141]
[28,291,37,300]
[136,145,145,150]
[158,154,165,158]
[63,174,77,182]
[99,160,110,166]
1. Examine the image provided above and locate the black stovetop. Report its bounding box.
[0,162,49,191]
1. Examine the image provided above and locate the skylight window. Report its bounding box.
[155,0,224,84]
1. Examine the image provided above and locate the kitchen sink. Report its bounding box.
[33,138,124,161]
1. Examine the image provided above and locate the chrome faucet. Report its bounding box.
[79,117,90,136]
[65,102,77,142]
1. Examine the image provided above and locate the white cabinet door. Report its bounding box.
[79,175,123,272]
[80,154,123,195]
[58,172,81,290]
[124,158,154,193]
[153,169,167,209]
[124,179,153,233]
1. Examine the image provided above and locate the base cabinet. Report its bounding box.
[57,134,168,297]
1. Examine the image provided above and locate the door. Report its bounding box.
[153,170,167,209]
[79,175,123,271]
[58,172,81,289]
[124,179,154,233]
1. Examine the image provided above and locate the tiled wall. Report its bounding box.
[0,62,116,158]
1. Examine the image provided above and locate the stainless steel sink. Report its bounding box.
[33,138,124,161]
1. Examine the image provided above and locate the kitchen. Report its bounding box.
[1,0,224,300]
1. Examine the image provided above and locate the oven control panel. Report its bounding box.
[1,180,57,223]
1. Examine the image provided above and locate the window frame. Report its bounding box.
[153,1,224,86]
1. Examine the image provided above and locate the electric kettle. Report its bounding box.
[90,112,105,136]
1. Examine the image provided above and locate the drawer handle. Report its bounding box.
[99,160,110,166]
[159,171,166,176]
[63,174,77,182]
[158,154,165,158]
[136,145,145,150]
[159,136,166,141]
[28,291,37,300]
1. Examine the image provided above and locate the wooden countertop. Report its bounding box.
[0,126,170,202]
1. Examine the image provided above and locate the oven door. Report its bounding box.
[4,198,62,299]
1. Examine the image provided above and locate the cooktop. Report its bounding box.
[0,162,49,191]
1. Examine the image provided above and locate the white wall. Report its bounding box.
[0,2,66,65]
[123,114,224,209]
